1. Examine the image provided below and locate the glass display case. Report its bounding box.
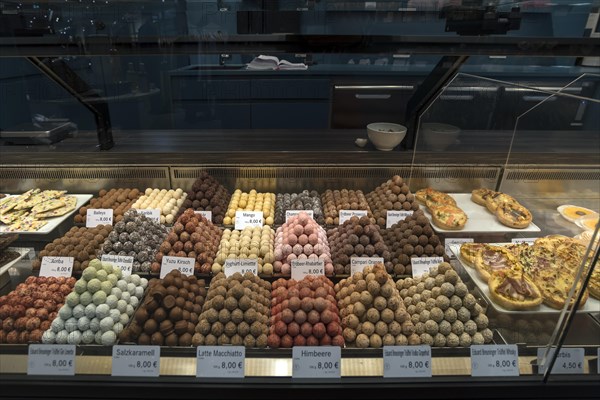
[0,0,599,398]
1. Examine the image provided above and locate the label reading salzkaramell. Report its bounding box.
[112,345,160,377]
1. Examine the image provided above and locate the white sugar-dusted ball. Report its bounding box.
[130,274,141,286]
[116,300,127,313]
[95,304,110,320]
[134,286,144,299]
[51,318,64,333]
[112,322,124,335]
[77,316,90,331]
[72,304,85,319]
[140,278,148,289]
[42,330,56,344]
[129,296,139,308]
[64,317,78,333]
[116,280,128,292]
[58,305,73,320]
[119,314,130,326]
[110,287,122,299]
[120,292,131,304]
[56,330,69,344]
[89,317,101,333]
[95,331,103,344]
[81,330,95,344]
[100,317,114,333]
[126,304,134,317]
[109,309,121,323]
[84,304,97,319]
[67,331,82,345]
[106,295,119,309]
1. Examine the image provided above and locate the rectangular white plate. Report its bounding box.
[0,194,92,234]
[421,193,541,233]
[448,244,600,314]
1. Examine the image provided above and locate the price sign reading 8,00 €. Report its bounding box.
[197,346,245,378]
[471,345,519,377]
[112,345,160,377]
[383,345,432,378]
[28,345,75,376]
[292,346,341,379]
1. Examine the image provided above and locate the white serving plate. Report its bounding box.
[575,214,599,232]
[557,205,598,223]
[0,247,31,277]
[421,193,541,233]
[448,243,600,315]
[0,194,92,234]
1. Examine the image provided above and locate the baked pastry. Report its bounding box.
[488,269,543,310]
[495,201,532,229]
[459,242,485,268]
[589,264,600,300]
[415,188,456,206]
[471,188,495,206]
[485,192,518,213]
[474,245,520,282]
[429,204,467,230]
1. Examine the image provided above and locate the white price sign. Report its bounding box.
[194,210,212,221]
[292,346,341,379]
[339,210,367,224]
[160,256,195,278]
[235,211,263,230]
[386,210,414,229]
[537,348,584,375]
[224,259,259,277]
[291,259,324,280]
[86,208,113,227]
[138,209,161,223]
[444,238,473,257]
[101,254,134,275]
[286,209,314,223]
[383,345,432,378]
[350,257,384,275]
[28,344,75,376]
[471,345,519,377]
[39,257,73,278]
[511,237,538,244]
[112,346,160,377]
[411,257,444,278]
[196,346,245,378]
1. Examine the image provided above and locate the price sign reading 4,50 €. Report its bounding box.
[86,208,113,227]
[197,346,245,378]
[383,345,432,378]
[537,348,584,375]
[471,345,519,377]
[28,344,75,376]
[235,211,263,230]
[112,345,160,377]
[39,257,74,278]
[291,259,324,281]
[292,346,341,379]
[160,256,195,278]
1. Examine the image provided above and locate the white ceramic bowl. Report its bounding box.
[420,122,461,151]
[367,122,407,151]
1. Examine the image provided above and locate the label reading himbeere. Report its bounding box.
[235,211,263,230]
[112,345,160,377]
[350,257,384,275]
[537,348,584,375]
[86,209,113,227]
[137,209,161,223]
[386,210,414,229]
[339,210,367,224]
[291,259,325,280]
[101,254,134,275]
[471,345,519,377]
[160,256,195,278]
[411,257,444,278]
[224,259,258,277]
[28,344,75,376]
[383,345,432,378]
[194,210,212,221]
[292,346,341,379]
[286,209,314,223]
[196,346,245,378]
[39,257,74,278]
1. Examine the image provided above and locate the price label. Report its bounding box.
[410,257,444,278]
[112,345,160,377]
[86,209,113,227]
[138,209,161,223]
[286,209,314,223]
[224,259,259,277]
[292,346,341,379]
[386,210,414,229]
[511,237,538,244]
[291,259,325,280]
[471,345,519,377]
[339,210,367,224]
[537,348,584,375]
[235,211,263,230]
[101,254,134,276]
[350,257,384,275]
[383,345,432,378]
[194,210,212,221]
[160,256,195,278]
[196,346,245,378]
[28,344,75,376]
[444,238,474,257]
[39,257,73,278]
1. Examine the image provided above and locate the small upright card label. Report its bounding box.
[138,209,161,223]
[101,254,134,275]
[339,210,367,224]
[235,211,263,230]
[196,346,245,378]
[39,257,74,278]
[292,346,341,379]
[411,257,444,278]
[86,209,113,227]
[511,238,538,244]
[537,348,584,374]
[28,344,75,376]
[112,345,160,377]
[445,238,474,257]
[224,259,259,277]
[386,210,414,229]
[350,257,384,275]
[194,210,212,221]
[383,345,432,378]
[471,345,519,377]
[160,256,195,278]
[286,209,314,223]
[291,259,325,280]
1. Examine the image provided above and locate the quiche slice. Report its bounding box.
[459,242,485,268]
[485,192,518,213]
[530,268,589,310]
[475,245,520,282]
[471,188,496,206]
[415,188,456,207]
[429,204,467,230]
[589,264,600,300]
[488,268,543,310]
